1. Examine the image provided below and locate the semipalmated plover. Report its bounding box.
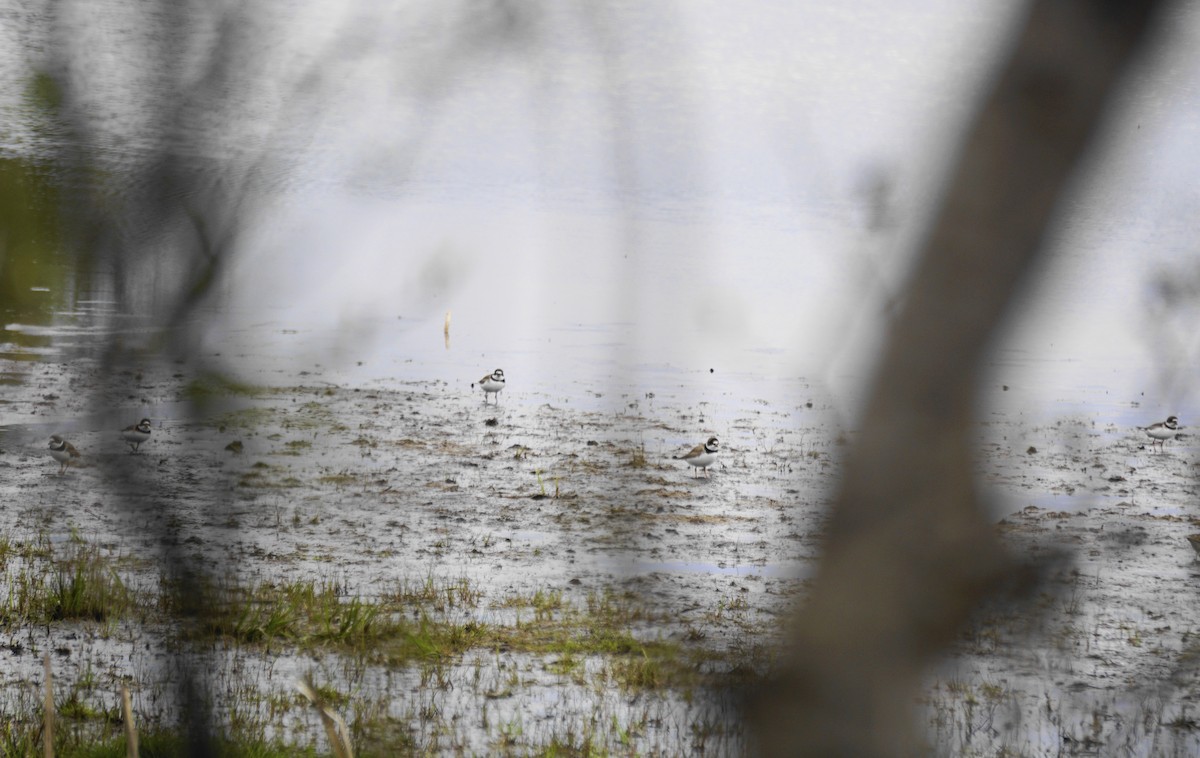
[48,435,80,475]
[674,436,719,478]
[475,368,505,404]
[1143,415,1179,453]
[121,418,152,453]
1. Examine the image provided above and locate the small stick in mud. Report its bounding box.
[121,684,138,758]
[43,653,53,758]
[296,677,354,758]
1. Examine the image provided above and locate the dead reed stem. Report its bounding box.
[121,684,139,758]
[42,653,53,758]
[296,677,354,758]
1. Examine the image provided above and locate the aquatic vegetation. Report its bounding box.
[18,374,1166,754]
[0,538,135,626]
[626,443,649,468]
[184,373,271,401]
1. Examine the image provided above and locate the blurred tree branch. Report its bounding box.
[750,2,1163,755]
[34,3,547,753]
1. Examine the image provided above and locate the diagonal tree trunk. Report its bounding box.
[750,2,1163,754]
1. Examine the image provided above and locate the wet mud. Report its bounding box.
[2,354,1199,754]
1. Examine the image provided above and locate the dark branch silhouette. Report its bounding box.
[750,2,1164,755]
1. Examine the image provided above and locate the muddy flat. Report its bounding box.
[2,351,1199,755]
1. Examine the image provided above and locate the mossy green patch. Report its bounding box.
[0,724,325,758]
[237,467,303,489]
[317,471,360,486]
[185,373,271,401]
[287,401,335,431]
[284,439,313,452]
[212,405,276,431]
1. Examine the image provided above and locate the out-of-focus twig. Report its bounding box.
[750,2,1164,755]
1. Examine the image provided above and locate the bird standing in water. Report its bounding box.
[1143,415,1179,453]
[48,435,80,475]
[121,418,152,453]
[674,436,719,478]
[476,369,506,404]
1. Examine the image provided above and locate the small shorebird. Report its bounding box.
[674,436,719,478]
[121,418,152,453]
[1143,415,1179,453]
[1187,533,1200,558]
[475,368,505,404]
[48,435,80,475]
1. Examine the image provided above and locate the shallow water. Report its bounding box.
[6,234,1200,752]
[6,3,1200,750]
